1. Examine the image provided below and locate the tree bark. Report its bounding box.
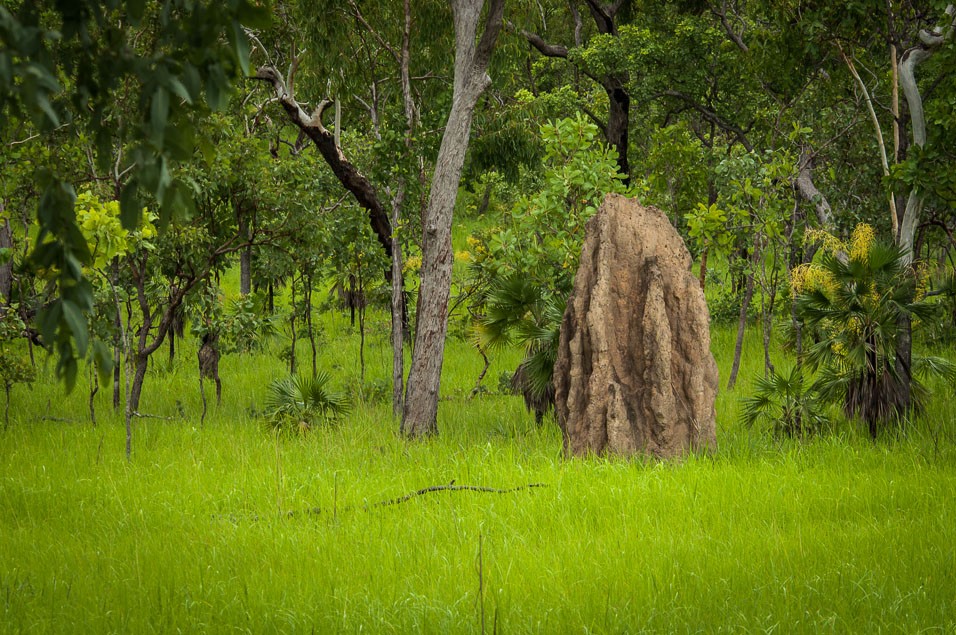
[0,216,12,304]
[391,188,406,419]
[517,5,631,182]
[128,352,149,417]
[254,67,394,263]
[239,208,252,295]
[898,5,955,266]
[794,149,836,231]
[401,0,505,437]
[896,5,954,405]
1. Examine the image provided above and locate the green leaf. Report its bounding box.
[36,300,63,347]
[126,0,146,25]
[237,1,271,29]
[150,87,169,145]
[61,299,89,356]
[120,181,142,230]
[165,75,193,105]
[232,21,250,76]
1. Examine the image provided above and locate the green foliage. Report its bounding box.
[473,115,628,294]
[796,236,956,433]
[475,275,562,409]
[468,115,628,410]
[0,0,268,389]
[741,365,827,436]
[0,307,36,427]
[265,372,350,433]
[190,285,277,356]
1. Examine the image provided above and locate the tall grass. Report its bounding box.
[1,308,955,633]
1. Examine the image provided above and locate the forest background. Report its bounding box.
[1,0,956,632]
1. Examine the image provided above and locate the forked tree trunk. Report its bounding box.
[401,0,505,437]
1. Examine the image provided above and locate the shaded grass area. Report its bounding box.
[1,316,955,633]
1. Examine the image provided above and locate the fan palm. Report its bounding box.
[796,241,954,437]
[475,275,563,423]
[741,365,827,436]
[265,372,350,432]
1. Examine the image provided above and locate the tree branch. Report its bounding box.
[513,23,569,57]
[253,65,393,260]
[711,1,748,52]
[657,90,754,151]
[475,0,506,71]
[794,148,835,232]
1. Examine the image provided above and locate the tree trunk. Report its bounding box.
[306,274,317,377]
[289,276,297,375]
[0,216,12,304]
[112,258,122,409]
[727,268,756,391]
[895,5,955,405]
[401,0,504,437]
[128,353,149,415]
[88,362,98,426]
[240,246,252,296]
[605,81,630,184]
[358,269,366,385]
[391,188,406,419]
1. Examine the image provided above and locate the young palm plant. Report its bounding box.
[475,275,563,424]
[741,365,828,437]
[265,372,350,433]
[795,234,954,438]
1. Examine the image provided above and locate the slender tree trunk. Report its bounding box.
[698,247,709,290]
[112,259,122,409]
[240,246,252,296]
[306,274,317,377]
[727,257,757,391]
[358,269,366,385]
[239,209,252,296]
[88,362,98,426]
[128,353,149,414]
[200,374,207,427]
[289,276,297,375]
[124,334,133,461]
[402,0,504,437]
[348,274,357,327]
[839,45,899,234]
[391,189,406,419]
[0,216,12,304]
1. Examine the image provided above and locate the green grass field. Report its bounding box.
[2,311,955,633]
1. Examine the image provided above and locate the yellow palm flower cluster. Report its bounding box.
[466,234,488,255]
[403,255,422,274]
[790,263,836,295]
[848,223,875,263]
[804,227,845,256]
[793,223,878,295]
